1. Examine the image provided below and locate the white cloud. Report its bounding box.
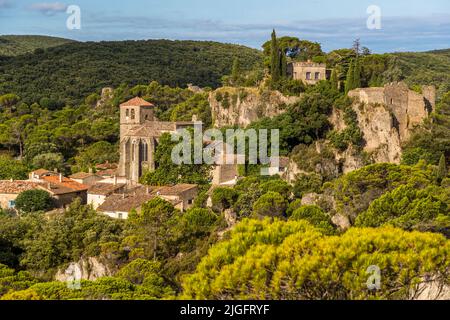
[29,2,67,15]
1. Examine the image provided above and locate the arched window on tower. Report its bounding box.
[141,141,148,162]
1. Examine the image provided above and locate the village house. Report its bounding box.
[28,169,89,207]
[97,184,198,219]
[287,61,329,85]
[0,180,42,211]
[95,162,119,178]
[155,184,198,210]
[0,170,90,211]
[69,172,104,186]
[87,182,127,209]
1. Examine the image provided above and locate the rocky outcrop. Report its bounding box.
[413,278,450,300]
[210,87,301,128]
[342,82,435,164]
[96,87,113,108]
[54,257,112,282]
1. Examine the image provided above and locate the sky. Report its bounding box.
[0,0,449,52]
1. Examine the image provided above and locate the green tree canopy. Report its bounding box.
[15,190,54,214]
[181,219,450,300]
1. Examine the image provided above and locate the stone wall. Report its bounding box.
[0,193,17,210]
[345,82,435,164]
[287,62,327,85]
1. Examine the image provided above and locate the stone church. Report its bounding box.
[118,97,195,184]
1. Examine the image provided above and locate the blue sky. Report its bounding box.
[0,0,449,52]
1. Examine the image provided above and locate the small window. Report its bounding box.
[118,213,123,219]
[8,200,16,208]
[130,109,135,120]
[188,199,194,205]
[306,72,311,80]
[126,109,130,117]
[315,72,320,80]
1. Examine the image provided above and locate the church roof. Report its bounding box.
[120,97,154,107]
[126,126,160,138]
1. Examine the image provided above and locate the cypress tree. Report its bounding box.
[231,58,240,86]
[345,60,355,94]
[270,29,280,83]
[330,68,338,90]
[353,58,362,89]
[437,154,447,183]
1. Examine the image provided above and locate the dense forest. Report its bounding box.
[0,35,74,57]
[0,32,449,300]
[0,39,263,106]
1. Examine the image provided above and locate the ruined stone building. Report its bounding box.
[287,61,328,85]
[343,82,436,165]
[118,97,196,184]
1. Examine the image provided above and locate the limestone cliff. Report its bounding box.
[209,87,301,128]
[340,82,435,165]
[54,257,113,282]
[289,82,435,184]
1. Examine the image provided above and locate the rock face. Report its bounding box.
[413,278,450,300]
[209,87,302,128]
[54,257,112,282]
[344,82,435,164]
[96,87,113,107]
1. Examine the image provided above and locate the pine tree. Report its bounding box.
[353,58,361,89]
[437,154,447,183]
[345,60,355,94]
[231,58,240,86]
[270,29,280,83]
[330,68,338,90]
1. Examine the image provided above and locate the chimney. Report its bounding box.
[88,168,93,174]
[114,175,118,186]
[59,173,63,183]
[146,186,150,194]
[10,178,13,182]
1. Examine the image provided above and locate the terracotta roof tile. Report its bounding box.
[157,184,198,196]
[69,172,102,179]
[97,185,183,213]
[41,176,89,194]
[120,97,154,107]
[0,181,42,194]
[96,168,118,177]
[88,183,126,196]
[31,169,51,176]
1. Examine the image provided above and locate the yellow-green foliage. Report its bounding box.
[181,218,450,300]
